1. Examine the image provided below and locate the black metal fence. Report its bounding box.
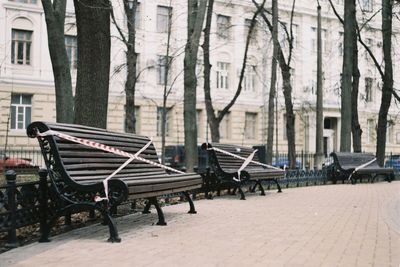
[0,148,43,175]
[0,149,399,248]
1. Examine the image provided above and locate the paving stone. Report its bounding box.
[0,182,399,266]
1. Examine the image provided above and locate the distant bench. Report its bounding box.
[27,121,203,242]
[330,152,394,184]
[201,143,285,199]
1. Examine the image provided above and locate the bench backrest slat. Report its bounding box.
[27,122,166,184]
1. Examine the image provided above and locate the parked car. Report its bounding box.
[385,155,400,171]
[272,159,301,169]
[0,153,38,172]
[164,145,209,173]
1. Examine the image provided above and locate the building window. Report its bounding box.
[157,55,172,85]
[367,119,375,143]
[9,0,37,3]
[360,0,373,12]
[311,27,326,53]
[219,112,231,139]
[10,94,32,130]
[216,62,230,89]
[65,35,77,69]
[157,107,171,137]
[157,6,171,33]
[365,77,373,102]
[396,132,400,144]
[244,112,257,139]
[244,65,256,92]
[217,15,231,40]
[11,29,32,65]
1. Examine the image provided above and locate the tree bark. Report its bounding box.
[42,0,74,123]
[184,0,207,171]
[203,0,265,144]
[315,4,324,168]
[202,0,220,142]
[376,0,393,166]
[255,0,297,169]
[266,0,278,165]
[73,0,111,129]
[123,0,138,134]
[340,0,355,152]
[351,30,362,152]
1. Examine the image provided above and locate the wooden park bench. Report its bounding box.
[201,143,285,200]
[330,152,394,184]
[27,121,203,242]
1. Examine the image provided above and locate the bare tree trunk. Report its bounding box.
[376,0,393,166]
[315,3,324,169]
[255,0,297,168]
[123,0,138,134]
[42,0,74,123]
[281,66,296,169]
[161,3,173,164]
[203,0,265,144]
[340,0,355,152]
[266,0,278,165]
[351,31,362,152]
[73,0,111,129]
[184,0,207,171]
[202,0,220,142]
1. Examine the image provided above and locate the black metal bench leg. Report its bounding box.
[238,187,246,200]
[249,183,256,193]
[149,197,167,226]
[273,179,282,193]
[182,192,197,214]
[142,199,152,214]
[101,211,121,243]
[258,181,265,196]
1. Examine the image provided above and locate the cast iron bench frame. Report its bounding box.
[330,152,394,184]
[201,143,285,200]
[27,122,202,242]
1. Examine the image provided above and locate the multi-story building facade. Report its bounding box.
[1,0,399,158]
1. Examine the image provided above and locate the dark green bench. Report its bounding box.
[201,143,284,199]
[330,152,394,184]
[27,121,202,242]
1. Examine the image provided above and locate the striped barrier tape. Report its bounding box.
[35,129,184,201]
[208,146,283,171]
[348,158,377,181]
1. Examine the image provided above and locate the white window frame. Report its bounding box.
[157,55,172,85]
[216,62,230,90]
[157,5,171,33]
[11,29,32,65]
[217,15,231,40]
[10,94,32,130]
[365,77,373,102]
[244,65,256,92]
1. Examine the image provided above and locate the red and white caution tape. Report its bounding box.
[234,149,258,182]
[208,146,283,171]
[36,129,184,201]
[348,158,376,181]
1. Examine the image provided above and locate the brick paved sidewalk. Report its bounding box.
[1,182,399,267]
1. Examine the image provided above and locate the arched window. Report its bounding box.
[11,17,33,65]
